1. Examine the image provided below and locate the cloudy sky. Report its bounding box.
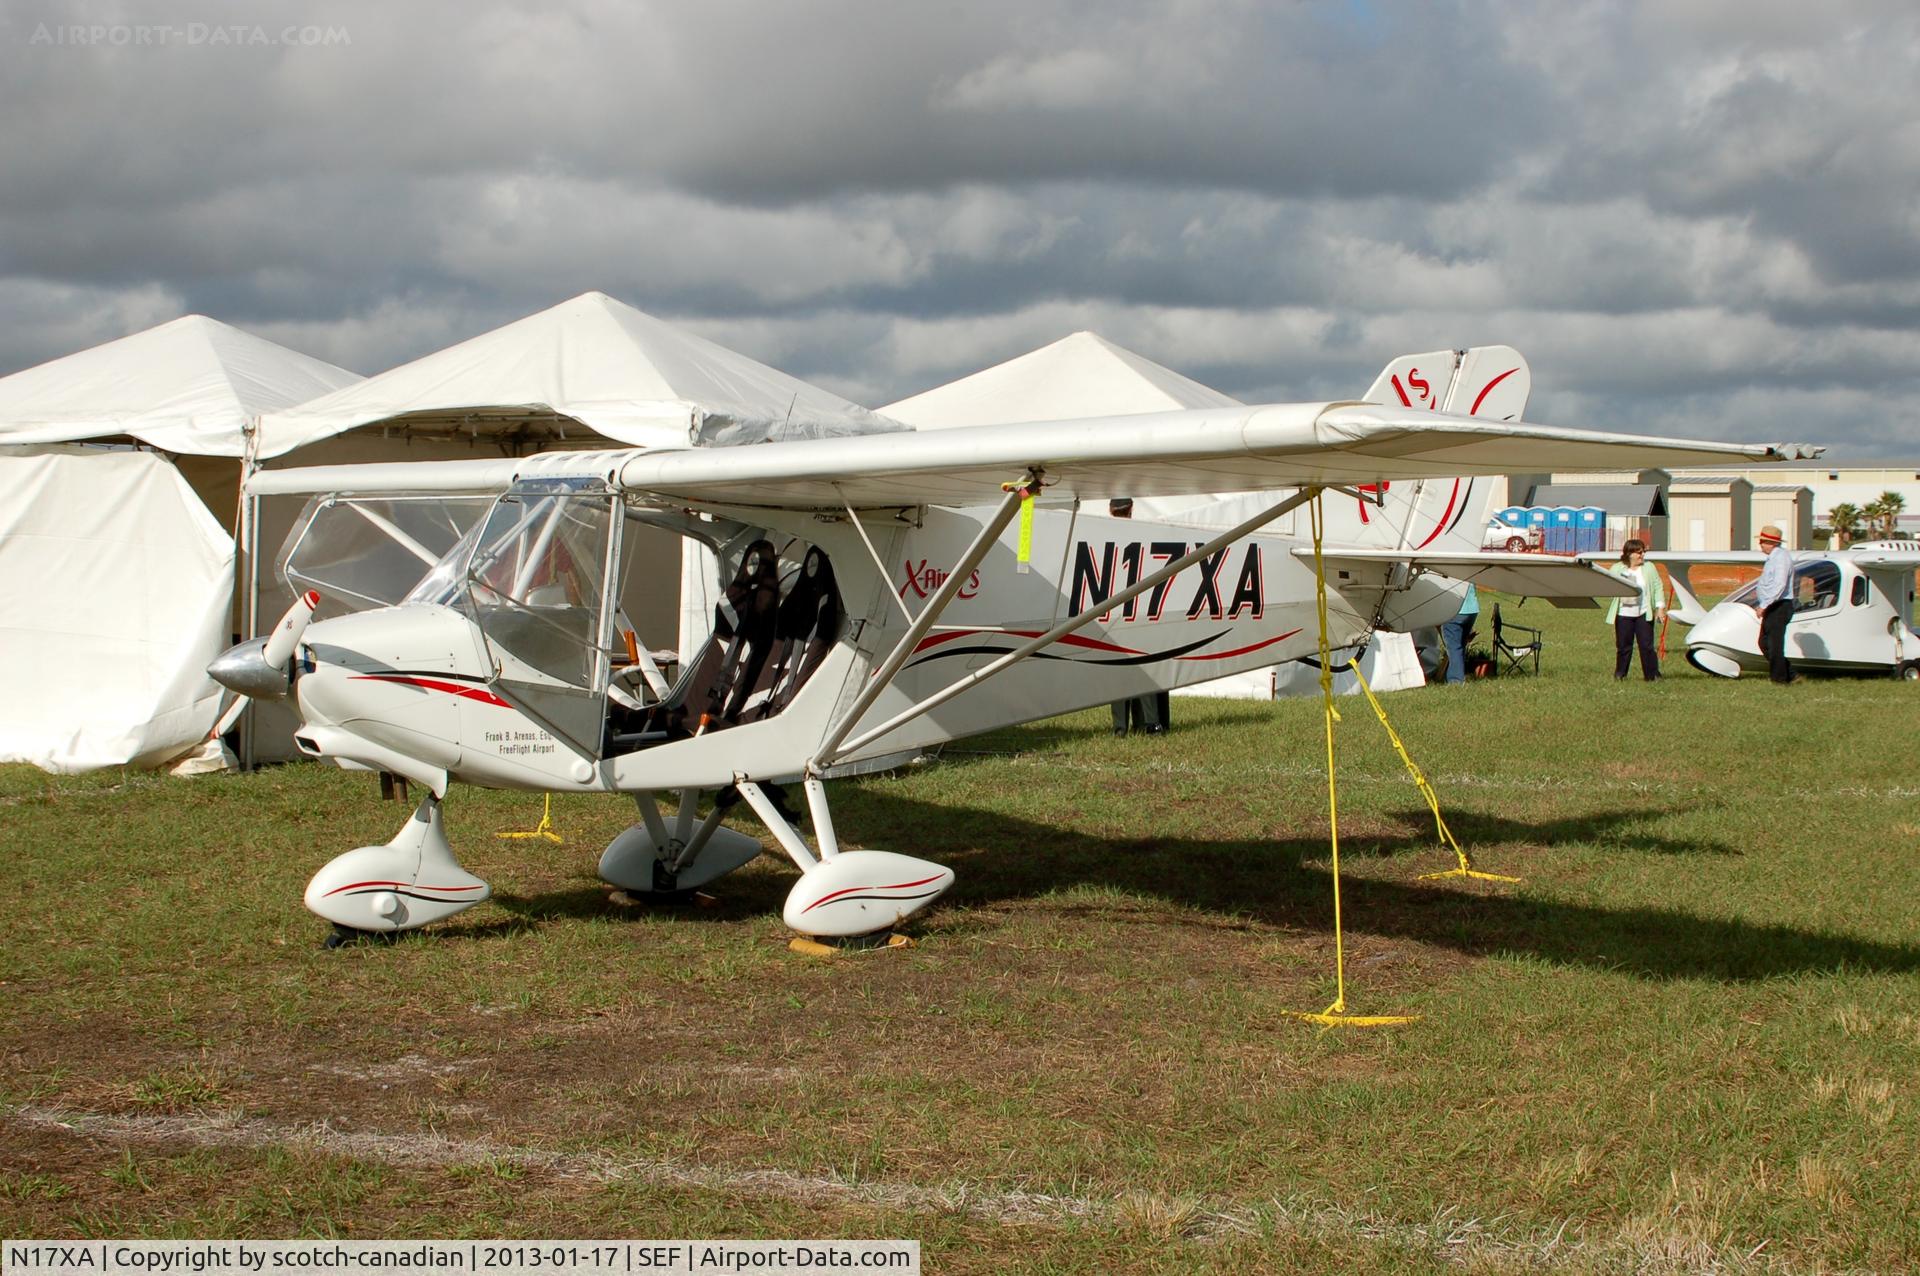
[3,0,1917,454]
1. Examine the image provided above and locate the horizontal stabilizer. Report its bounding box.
[1299,548,1638,599]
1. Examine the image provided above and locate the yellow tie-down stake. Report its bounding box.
[498,792,565,844]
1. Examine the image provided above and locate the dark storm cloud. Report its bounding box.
[1,0,1916,455]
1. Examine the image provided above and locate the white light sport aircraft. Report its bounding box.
[212,361,1818,946]
[1623,543,1920,679]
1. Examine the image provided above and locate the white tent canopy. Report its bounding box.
[881,330,1241,428]
[256,291,907,458]
[0,315,360,457]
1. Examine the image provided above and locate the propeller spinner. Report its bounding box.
[208,590,320,700]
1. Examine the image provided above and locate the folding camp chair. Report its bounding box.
[1493,604,1543,676]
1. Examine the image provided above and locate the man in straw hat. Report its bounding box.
[1751,524,1796,683]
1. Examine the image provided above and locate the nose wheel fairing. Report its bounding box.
[304,796,491,932]
[1686,646,1745,678]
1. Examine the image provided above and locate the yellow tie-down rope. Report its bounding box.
[1346,664,1519,885]
[1285,494,1416,1029]
[498,792,565,844]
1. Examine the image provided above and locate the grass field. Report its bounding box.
[3,599,1918,1273]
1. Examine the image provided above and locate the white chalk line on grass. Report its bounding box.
[13,1104,1793,1272]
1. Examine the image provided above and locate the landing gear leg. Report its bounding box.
[598,790,763,897]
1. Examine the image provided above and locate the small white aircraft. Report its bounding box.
[212,361,1817,946]
[1633,543,1920,679]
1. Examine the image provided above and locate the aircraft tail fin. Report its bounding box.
[1315,346,1532,551]
[1362,346,1530,421]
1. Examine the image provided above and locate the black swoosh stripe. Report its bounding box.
[340,887,480,901]
[905,631,1226,671]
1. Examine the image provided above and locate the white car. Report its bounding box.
[1482,518,1541,553]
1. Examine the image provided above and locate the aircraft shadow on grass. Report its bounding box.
[476,788,1920,985]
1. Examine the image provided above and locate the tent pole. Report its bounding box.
[241,424,261,771]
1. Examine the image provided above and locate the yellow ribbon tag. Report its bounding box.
[1016,489,1035,571]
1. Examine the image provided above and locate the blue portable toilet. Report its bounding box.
[1546,507,1578,554]
[1574,507,1606,553]
[1497,506,1529,528]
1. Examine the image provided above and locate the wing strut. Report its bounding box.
[835,487,920,628]
[811,474,1038,769]
[816,486,1319,768]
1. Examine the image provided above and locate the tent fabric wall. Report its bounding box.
[1267,631,1425,698]
[0,447,234,772]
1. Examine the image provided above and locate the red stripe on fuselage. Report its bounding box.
[1412,480,1462,550]
[351,674,512,708]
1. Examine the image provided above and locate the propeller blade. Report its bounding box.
[210,694,250,738]
[261,590,320,669]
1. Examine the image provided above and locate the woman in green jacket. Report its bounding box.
[1605,539,1667,680]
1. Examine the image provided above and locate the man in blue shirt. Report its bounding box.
[1751,524,1796,684]
[1442,583,1480,684]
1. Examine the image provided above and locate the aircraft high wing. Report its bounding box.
[252,400,1819,508]
[224,400,1819,946]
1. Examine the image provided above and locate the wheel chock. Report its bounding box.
[788,932,914,957]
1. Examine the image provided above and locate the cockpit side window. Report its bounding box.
[601,531,843,758]
[284,494,493,615]
[1793,561,1842,614]
[1851,575,1869,607]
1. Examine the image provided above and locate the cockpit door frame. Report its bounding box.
[463,477,624,764]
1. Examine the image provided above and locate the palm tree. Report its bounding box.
[1828,502,1862,548]
[1874,490,1907,538]
[1861,495,1890,542]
